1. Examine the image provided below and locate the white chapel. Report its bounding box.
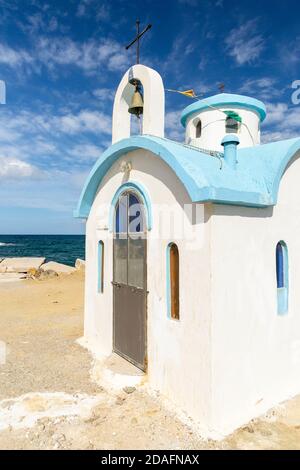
[75,64,300,437]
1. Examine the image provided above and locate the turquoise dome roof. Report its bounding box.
[180,93,267,127]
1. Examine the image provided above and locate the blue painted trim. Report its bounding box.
[221,134,239,169]
[269,139,300,205]
[181,93,267,127]
[109,181,152,232]
[74,135,204,219]
[166,243,172,318]
[276,241,288,315]
[97,240,104,293]
[74,135,300,219]
[221,134,240,145]
[277,287,288,316]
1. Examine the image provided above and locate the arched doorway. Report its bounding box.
[112,190,147,371]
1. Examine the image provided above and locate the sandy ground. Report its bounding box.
[1,272,300,450]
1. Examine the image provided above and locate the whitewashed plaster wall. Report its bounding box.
[209,152,300,435]
[185,107,260,151]
[84,149,213,429]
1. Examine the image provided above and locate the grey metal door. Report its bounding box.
[113,192,147,371]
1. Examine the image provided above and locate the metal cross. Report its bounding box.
[125,20,152,64]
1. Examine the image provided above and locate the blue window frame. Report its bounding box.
[276,241,288,315]
[97,241,104,293]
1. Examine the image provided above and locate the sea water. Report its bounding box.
[0,235,85,267]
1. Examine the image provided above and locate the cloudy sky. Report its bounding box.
[0,0,299,234]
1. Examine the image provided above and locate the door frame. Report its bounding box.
[111,185,149,371]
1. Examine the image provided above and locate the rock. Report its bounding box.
[243,425,255,433]
[75,258,85,270]
[30,269,58,280]
[40,261,76,274]
[115,396,126,405]
[27,268,38,277]
[53,433,66,442]
[123,386,136,394]
[0,272,27,282]
[0,257,46,273]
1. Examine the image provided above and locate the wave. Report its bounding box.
[0,242,17,246]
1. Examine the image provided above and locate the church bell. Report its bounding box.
[128,80,143,118]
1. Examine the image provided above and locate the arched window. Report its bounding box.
[225,111,241,133]
[276,241,288,315]
[167,243,180,320]
[97,241,104,293]
[195,119,202,138]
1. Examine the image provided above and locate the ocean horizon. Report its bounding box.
[0,234,85,267]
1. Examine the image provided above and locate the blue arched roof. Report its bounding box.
[181,93,267,127]
[74,135,300,218]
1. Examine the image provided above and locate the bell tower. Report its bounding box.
[112,64,165,144]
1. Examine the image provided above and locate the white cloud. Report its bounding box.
[68,143,102,161]
[0,157,43,180]
[76,0,110,21]
[264,102,288,126]
[240,78,275,93]
[226,19,265,65]
[261,102,300,142]
[239,77,283,101]
[279,37,300,69]
[57,110,111,135]
[0,36,129,75]
[0,43,33,68]
[18,12,59,35]
[0,107,112,140]
[93,87,114,101]
[165,109,184,141]
[0,105,112,186]
[96,4,110,21]
[38,37,129,73]
[261,130,296,144]
[162,35,197,80]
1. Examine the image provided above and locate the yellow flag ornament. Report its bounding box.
[166,88,198,98]
[178,89,196,98]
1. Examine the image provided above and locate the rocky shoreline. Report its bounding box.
[0,257,85,282]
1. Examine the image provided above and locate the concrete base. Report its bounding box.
[90,352,146,391]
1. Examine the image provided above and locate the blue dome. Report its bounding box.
[181,93,267,127]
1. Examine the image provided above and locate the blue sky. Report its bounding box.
[0,0,299,234]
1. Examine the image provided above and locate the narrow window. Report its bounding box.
[276,241,288,315]
[195,119,202,138]
[225,113,240,133]
[167,243,180,320]
[98,241,104,293]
